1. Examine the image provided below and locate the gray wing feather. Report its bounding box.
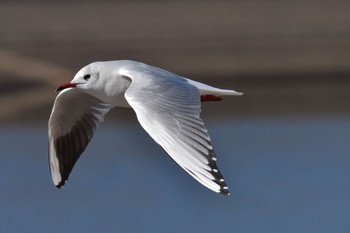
[122,67,229,195]
[48,88,110,188]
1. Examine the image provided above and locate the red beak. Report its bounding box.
[56,82,77,92]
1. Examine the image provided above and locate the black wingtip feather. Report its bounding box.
[56,183,64,189]
[56,179,67,189]
[220,188,230,196]
[207,150,231,196]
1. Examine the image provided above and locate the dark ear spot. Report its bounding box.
[83,74,91,81]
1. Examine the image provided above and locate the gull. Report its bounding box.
[48,60,242,195]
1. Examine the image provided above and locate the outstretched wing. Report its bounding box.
[122,67,230,195]
[48,88,110,188]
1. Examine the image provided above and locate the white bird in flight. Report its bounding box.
[48,60,242,195]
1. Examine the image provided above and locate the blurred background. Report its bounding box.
[1,0,350,232]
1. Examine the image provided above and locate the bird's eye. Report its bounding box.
[83,74,91,81]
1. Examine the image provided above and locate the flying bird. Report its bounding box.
[48,60,242,195]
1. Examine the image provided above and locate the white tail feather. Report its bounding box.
[185,78,243,96]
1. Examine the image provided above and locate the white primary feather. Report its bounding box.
[121,64,230,194]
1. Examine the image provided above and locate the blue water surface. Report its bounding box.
[0,116,349,233]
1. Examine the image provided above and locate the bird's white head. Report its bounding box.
[56,61,132,106]
[56,62,105,92]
